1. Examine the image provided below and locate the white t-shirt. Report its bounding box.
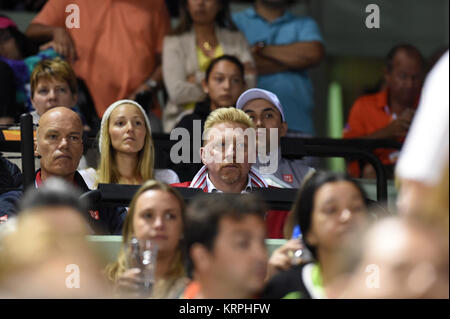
[395,51,449,186]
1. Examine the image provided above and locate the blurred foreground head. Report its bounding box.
[294,171,370,260]
[185,193,268,298]
[0,178,110,298]
[18,177,90,232]
[343,217,449,299]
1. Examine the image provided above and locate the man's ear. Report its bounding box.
[200,146,207,165]
[34,137,40,157]
[190,243,212,273]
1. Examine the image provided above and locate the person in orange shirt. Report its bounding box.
[25,0,170,122]
[343,44,425,178]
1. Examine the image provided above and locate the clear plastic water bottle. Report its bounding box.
[141,247,156,294]
[126,238,157,297]
[290,225,313,265]
[128,237,141,268]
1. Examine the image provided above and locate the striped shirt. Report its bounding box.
[189,165,268,193]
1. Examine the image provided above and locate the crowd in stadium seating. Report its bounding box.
[162,0,256,132]
[0,0,448,299]
[343,44,425,179]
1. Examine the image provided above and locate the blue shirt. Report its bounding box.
[233,8,323,135]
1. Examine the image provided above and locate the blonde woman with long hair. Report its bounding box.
[105,180,188,298]
[79,99,179,188]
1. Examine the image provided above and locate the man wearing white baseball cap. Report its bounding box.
[236,88,314,188]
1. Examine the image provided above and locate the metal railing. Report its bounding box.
[2,120,401,205]
[280,137,402,202]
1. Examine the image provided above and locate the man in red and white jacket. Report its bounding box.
[172,107,289,238]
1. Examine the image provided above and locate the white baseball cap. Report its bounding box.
[235,88,285,122]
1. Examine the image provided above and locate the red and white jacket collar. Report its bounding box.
[35,170,81,189]
[189,165,268,193]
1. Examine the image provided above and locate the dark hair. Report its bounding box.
[204,54,245,83]
[0,15,38,58]
[0,60,20,120]
[184,193,267,277]
[18,177,88,219]
[293,171,369,259]
[172,0,237,35]
[385,43,425,72]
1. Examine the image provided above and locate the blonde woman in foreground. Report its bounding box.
[105,180,188,298]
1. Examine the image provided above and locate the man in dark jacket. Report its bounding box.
[0,154,22,189]
[0,155,23,224]
[0,107,125,234]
